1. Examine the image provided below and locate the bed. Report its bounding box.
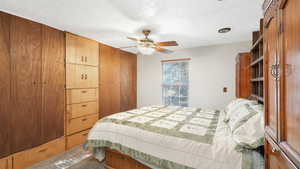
[86,102,264,169]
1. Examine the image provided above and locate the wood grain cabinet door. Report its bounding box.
[41,25,65,143]
[279,0,300,167]
[10,16,42,153]
[81,38,99,66]
[264,10,279,141]
[120,51,137,112]
[84,66,99,88]
[66,33,80,64]
[66,64,85,89]
[0,12,11,158]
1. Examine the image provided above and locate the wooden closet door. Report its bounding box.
[279,0,300,166]
[41,25,65,143]
[100,44,120,117]
[264,12,279,141]
[0,12,11,158]
[10,16,42,153]
[120,51,137,111]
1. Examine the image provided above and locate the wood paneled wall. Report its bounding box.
[0,12,65,158]
[99,44,137,118]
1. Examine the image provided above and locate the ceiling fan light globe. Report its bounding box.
[137,46,155,55]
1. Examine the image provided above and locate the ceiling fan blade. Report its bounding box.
[155,41,178,46]
[120,45,137,49]
[127,37,139,41]
[155,47,173,54]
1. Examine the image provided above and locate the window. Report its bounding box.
[162,59,190,107]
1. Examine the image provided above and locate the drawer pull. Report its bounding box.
[81,74,84,80]
[81,90,87,93]
[271,147,279,153]
[82,133,88,136]
[82,118,87,122]
[81,104,87,107]
[38,148,48,153]
[85,74,87,80]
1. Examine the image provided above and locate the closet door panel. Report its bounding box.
[41,25,65,143]
[100,83,120,118]
[264,15,279,141]
[0,12,11,158]
[10,16,42,153]
[280,0,300,166]
[100,44,120,84]
[120,51,137,111]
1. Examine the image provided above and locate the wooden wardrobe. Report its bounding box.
[263,0,300,168]
[235,52,251,98]
[99,44,137,118]
[0,11,65,164]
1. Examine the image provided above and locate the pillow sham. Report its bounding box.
[224,98,258,123]
[227,104,259,132]
[232,104,264,150]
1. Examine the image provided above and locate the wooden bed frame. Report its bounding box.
[104,149,150,169]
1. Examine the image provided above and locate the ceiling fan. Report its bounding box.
[121,29,178,55]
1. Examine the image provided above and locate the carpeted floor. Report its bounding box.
[27,145,104,169]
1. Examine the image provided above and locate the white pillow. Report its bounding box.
[232,104,264,150]
[227,104,259,132]
[224,98,258,122]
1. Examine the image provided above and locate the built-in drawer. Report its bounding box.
[67,101,98,119]
[66,88,98,104]
[13,137,65,169]
[0,156,12,169]
[67,130,90,149]
[67,114,99,135]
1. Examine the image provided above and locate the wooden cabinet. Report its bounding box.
[0,12,65,161]
[0,12,12,158]
[263,0,300,168]
[235,53,251,98]
[99,44,137,118]
[66,33,98,66]
[65,33,99,147]
[13,137,65,169]
[279,0,300,166]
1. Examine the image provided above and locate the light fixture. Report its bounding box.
[137,41,155,55]
[218,27,231,33]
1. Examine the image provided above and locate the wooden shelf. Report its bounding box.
[251,56,264,66]
[251,94,264,102]
[251,35,263,51]
[251,77,264,82]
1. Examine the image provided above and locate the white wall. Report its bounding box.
[137,41,251,110]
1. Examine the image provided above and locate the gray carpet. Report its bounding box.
[27,146,104,169]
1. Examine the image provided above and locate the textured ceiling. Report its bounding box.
[0,0,263,53]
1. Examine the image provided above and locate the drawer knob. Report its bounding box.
[82,118,87,122]
[81,90,87,93]
[271,147,279,153]
[81,104,87,107]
